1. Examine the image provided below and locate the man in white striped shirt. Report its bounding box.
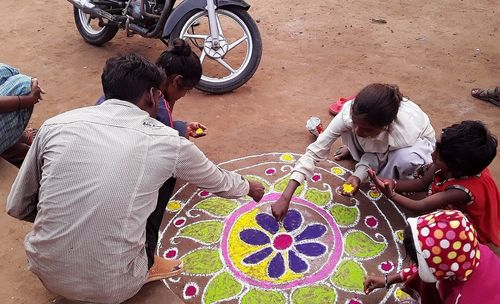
[6,54,264,303]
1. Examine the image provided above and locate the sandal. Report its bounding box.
[146,256,184,283]
[471,87,500,107]
[329,96,355,115]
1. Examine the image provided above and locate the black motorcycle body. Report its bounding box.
[68,0,262,93]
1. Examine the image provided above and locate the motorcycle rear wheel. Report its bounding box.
[171,7,262,94]
[73,6,118,46]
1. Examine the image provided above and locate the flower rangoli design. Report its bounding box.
[158,153,409,304]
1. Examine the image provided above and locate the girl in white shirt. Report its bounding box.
[272,83,435,220]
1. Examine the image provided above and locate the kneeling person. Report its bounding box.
[7,53,264,303]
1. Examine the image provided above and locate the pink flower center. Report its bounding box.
[185,285,197,297]
[175,219,185,225]
[273,234,293,250]
[165,250,177,258]
[366,217,378,227]
[380,261,393,271]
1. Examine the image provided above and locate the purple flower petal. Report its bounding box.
[240,229,270,245]
[243,247,273,264]
[295,242,327,257]
[268,252,285,279]
[256,213,279,235]
[295,224,327,242]
[283,209,302,232]
[289,250,308,273]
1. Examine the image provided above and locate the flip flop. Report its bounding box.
[146,257,184,283]
[329,95,355,115]
[471,87,500,107]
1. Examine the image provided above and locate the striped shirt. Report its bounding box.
[6,99,249,303]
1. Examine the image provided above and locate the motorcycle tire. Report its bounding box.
[73,7,119,46]
[171,7,262,94]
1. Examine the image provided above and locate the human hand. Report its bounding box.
[367,169,395,198]
[187,122,207,138]
[28,78,45,105]
[364,275,385,294]
[271,195,290,222]
[247,180,265,202]
[338,175,360,196]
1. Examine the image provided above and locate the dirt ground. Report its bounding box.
[0,0,499,303]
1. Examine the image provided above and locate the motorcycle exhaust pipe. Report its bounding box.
[67,0,117,22]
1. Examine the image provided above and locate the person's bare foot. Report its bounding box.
[146,256,184,283]
[334,145,352,160]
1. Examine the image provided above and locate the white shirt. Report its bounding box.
[6,99,249,303]
[291,98,435,182]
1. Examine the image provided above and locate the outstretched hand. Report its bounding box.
[367,169,395,198]
[271,195,290,222]
[363,275,385,294]
[29,78,45,105]
[338,175,360,196]
[247,180,265,202]
[187,122,207,138]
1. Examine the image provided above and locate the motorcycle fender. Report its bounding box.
[162,0,250,38]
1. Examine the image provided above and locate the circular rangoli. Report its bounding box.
[158,153,410,304]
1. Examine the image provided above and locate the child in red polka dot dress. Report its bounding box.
[368,120,500,247]
[364,210,500,304]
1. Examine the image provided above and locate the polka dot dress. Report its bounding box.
[416,210,480,281]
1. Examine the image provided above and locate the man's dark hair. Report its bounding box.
[101,53,165,104]
[352,83,403,127]
[436,120,497,177]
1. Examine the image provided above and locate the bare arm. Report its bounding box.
[271,179,300,221]
[394,164,436,193]
[390,189,469,213]
[0,79,44,113]
[368,167,435,194]
[364,273,404,294]
[368,168,469,212]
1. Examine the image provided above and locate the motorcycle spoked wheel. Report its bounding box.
[171,7,262,94]
[73,6,119,46]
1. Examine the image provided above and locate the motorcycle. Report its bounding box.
[67,0,262,93]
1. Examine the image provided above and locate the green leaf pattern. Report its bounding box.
[177,220,223,244]
[193,197,239,217]
[181,248,223,275]
[345,231,387,259]
[330,259,366,293]
[203,272,243,304]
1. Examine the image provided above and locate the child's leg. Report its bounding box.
[0,74,34,155]
[379,138,434,180]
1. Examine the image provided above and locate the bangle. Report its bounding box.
[385,274,389,289]
[17,96,21,111]
[393,179,397,190]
